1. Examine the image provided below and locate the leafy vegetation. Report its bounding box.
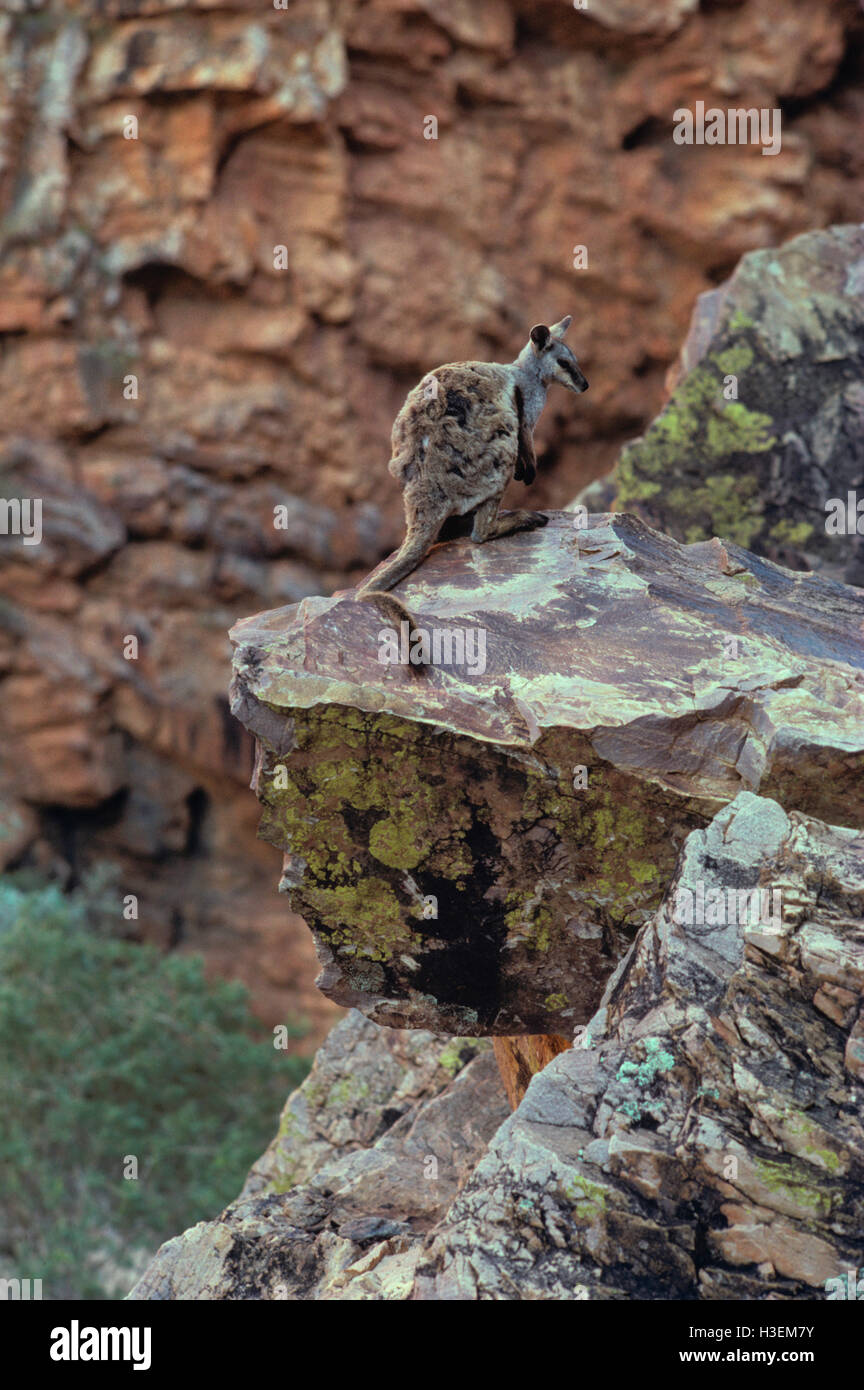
[0,869,310,1299]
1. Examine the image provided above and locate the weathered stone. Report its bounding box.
[127,1010,507,1300]
[845,1012,864,1082]
[615,226,864,585]
[84,12,345,114]
[0,795,39,871]
[492,1033,572,1112]
[230,512,864,1035]
[413,0,514,52]
[411,791,864,1299]
[3,0,864,1039]
[127,790,864,1300]
[582,0,698,36]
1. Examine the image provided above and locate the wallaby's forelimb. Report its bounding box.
[512,383,537,484]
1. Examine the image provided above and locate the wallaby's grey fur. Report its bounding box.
[357,316,588,640]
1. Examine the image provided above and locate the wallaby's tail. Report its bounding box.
[357,589,415,631]
[354,517,443,677]
[356,519,439,598]
[356,589,428,680]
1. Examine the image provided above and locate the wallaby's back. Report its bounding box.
[388,363,518,512]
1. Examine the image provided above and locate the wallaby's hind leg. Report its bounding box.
[471,498,548,543]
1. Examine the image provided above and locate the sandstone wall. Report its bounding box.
[2,0,863,1032]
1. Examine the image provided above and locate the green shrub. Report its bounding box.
[0,870,311,1299]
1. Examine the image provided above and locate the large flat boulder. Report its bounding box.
[230,511,864,1035]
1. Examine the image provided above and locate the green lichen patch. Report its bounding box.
[751,1156,839,1220]
[255,708,485,963]
[768,519,814,548]
[615,333,776,549]
[614,1037,676,1122]
[617,1036,676,1089]
[544,993,568,1012]
[563,1171,611,1223]
[499,744,699,964]
[249,708,710,1031]
[302,878,411,962]
[437,1038,489,1076]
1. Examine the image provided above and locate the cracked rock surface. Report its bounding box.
[413,791,864,1299]
[4,2,864,1030]
[127,1013,506,1300]
[230,512,864,1035]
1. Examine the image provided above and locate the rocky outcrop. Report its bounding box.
[413,791,864,1300]
[230,511,864,1036]
[129,790,864,1300]
[127,1012,508,1300]
[614,225,864,586]
[3,1,864,1026]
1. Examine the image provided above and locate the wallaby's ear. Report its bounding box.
[530,324,551,352]
[550,315,572,340]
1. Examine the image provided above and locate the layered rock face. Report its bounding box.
[3,1,864,1023]
[201,496,864,1299]
[230,511,864,1036]
[128,1013,510,1300]
[614,225,864,586]
[129,790,864,1300]
[413,792,864,1300]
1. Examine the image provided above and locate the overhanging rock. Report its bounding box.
[229,511,864,1036]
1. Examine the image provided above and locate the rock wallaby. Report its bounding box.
[357,316,588,643]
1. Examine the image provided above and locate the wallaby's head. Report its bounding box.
[527,316,588,393]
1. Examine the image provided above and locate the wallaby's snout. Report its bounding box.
[563,363,589,394]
